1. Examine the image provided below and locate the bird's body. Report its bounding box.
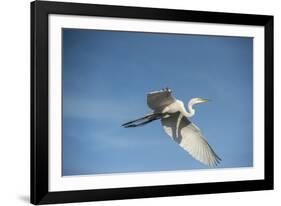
[122,88,221,167]
[162,100,185,114]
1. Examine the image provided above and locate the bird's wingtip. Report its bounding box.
[147,87,172,94]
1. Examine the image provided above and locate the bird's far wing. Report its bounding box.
[161,112,221,167]
[147,88,176,111]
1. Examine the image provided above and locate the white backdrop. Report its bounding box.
[0,0,279,205]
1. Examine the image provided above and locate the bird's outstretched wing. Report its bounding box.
[147,88,176,111]
[161,112,221,167]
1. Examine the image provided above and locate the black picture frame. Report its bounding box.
[31,0,274,204]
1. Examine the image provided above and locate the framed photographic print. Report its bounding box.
[31,0,274,204]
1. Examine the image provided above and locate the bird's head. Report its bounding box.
[189,97,210,106]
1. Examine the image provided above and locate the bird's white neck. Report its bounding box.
[180,100,195,118]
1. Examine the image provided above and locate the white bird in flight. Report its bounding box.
[122,88,221,167]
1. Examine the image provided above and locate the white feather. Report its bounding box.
[161,112,221,167]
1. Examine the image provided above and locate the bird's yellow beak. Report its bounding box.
[200,98,210,103]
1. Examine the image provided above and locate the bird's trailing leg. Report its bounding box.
[122,113,163,128]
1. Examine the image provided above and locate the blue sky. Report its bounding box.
[62,29,253,176]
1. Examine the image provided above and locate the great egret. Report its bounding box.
[122,88,221,167]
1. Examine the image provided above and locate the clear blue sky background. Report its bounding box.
[62,29,253,176]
